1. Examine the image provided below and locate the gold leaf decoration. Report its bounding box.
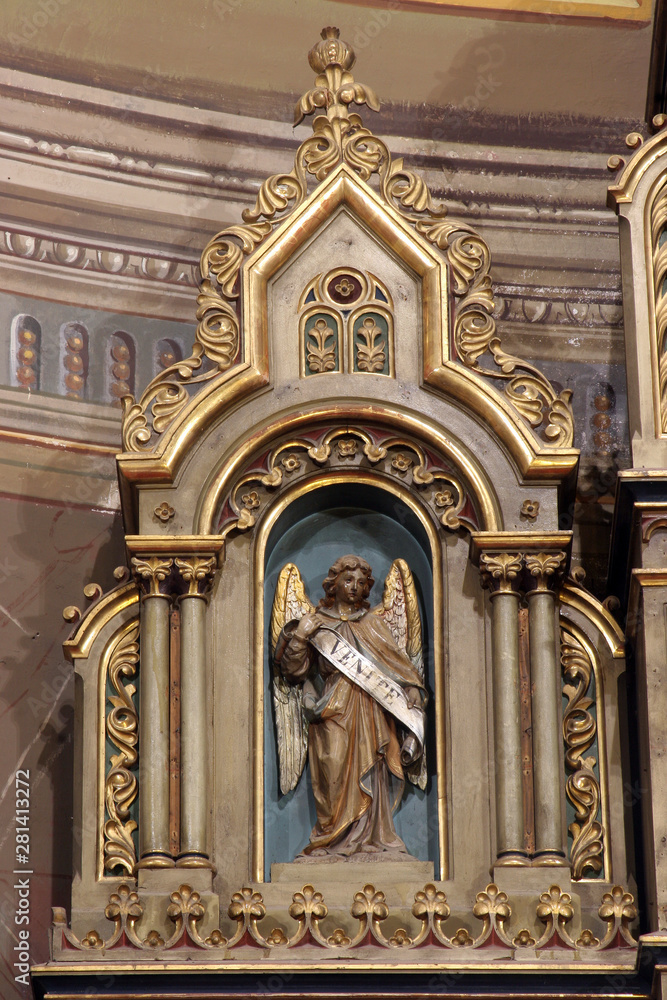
[119,26,573,452]
[561,626,605,880]
[103,623,139,875]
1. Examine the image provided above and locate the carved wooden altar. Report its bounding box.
[32,28,650,1000]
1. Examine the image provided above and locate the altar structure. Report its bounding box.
[30,27,667,1000]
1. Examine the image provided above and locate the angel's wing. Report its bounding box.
[373,559,427,789]
[270,563,315,795]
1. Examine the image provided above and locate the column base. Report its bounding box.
[176,852,217,873]
[531,851,569,867]
[494,851,531,867]
[135,852,175,870]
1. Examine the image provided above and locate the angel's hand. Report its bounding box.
[404,685,422,710]
[294,612,324,642]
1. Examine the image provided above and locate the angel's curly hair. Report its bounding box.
[318,554,374,609]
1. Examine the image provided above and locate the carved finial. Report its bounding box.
[308,27,355,74]
[295,26,380,128]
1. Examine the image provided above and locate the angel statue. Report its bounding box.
[270,554,428,860]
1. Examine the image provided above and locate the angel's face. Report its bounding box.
[333,567,370,609]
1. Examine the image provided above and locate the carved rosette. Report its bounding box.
[103,622,140,876]
[560,625,605,880]
[119,27,574,454]
[218,425,476,538]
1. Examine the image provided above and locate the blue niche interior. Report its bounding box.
[262,482,438,878]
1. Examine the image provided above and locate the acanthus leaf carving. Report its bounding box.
[103,623,140,876]
[560,626,605,881]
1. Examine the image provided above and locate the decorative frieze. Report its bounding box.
[218,424,477,538]
[51,878,638,959]
[0,227,197,288]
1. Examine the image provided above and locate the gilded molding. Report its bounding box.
[102,623,140,877]
[560,625,605,881]
[558,579,625,659]
[197,405,501,536]
[63,570,138,661]
[50,878,637,959]
[641,513,667,542]
[218,424,476,541]
[648,177,667,436]
[607,119,667,207]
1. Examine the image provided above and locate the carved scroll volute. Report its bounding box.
[560,627,605,880]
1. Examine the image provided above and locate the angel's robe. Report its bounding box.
[275,606,426,856]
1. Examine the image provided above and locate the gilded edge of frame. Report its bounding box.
[116,162,578,492]
[251,469,447,884]
[97,617,141,882]
[30,956,641,977]
[559,617,612,884]
[558,580,626,658]
[608,129,667,208]
[63,582,139,661]
[195,402,503,536]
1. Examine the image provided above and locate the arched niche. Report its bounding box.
[258,481,443,879]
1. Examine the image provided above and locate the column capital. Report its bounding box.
[175,555,217,599]
[479,552,523,593]
[126,536,223,598]
[525,551,568,593]
[131,555,173,598]
[470,531,572,594]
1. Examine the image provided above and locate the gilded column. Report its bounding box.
[480,552,529,866]
[175,554,217,868]
[132,555,175,868]
[525,551,568,865]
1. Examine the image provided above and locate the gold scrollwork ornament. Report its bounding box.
[120,27,573,453]
[103,623,140,875]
